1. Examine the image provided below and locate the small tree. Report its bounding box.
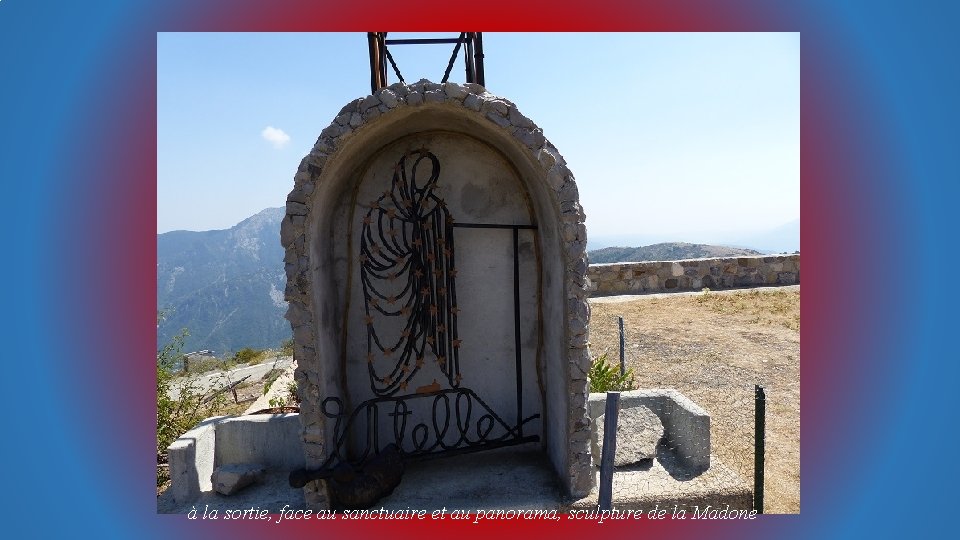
[157,327,188,456]
[588,354,636,393]
[156,320,227,487]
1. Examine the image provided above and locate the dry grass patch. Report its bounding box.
[589,286,800,513]
[696,288,800,331]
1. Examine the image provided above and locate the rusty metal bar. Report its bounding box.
[513,226,523,435]
[384,43,405,85]
[474,33,485,87]
[385,38,463,45]
[451,223,536,230]
[464,33,476,83]
[378,33,388,90]
[441,33,465,83]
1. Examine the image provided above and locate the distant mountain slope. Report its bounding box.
[588,242,762,264]
[157,207,288,354]
[727,218,799,253]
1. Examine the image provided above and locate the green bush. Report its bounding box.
[264,377,300,410]
[588,354,636,393]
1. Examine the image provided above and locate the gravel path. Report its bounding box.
[167,355,294,400]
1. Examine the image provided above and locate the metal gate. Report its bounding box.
[314,149,539,474]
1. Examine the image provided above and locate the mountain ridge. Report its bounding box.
[588,242,764,264]
[157,207,288,355]
[157,207,792,353]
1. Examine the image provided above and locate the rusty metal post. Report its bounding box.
[367,32,380,94]
[618,316,626,376]
[754,384,766,514]
[598,391,620,510]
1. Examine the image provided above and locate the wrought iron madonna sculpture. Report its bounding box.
[290,149,539,507]
[359,148,462,394]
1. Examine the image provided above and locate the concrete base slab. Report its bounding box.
[159,443,750,514]
[377,444,563,511]
[565,452,752,512]
[159,444,562,514]
[158,469,306,514]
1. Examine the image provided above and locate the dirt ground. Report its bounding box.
[588,285,800,513]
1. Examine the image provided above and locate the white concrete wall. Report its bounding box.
[166,414,305,507]
[215,415,305,470]
[338,133,542,451]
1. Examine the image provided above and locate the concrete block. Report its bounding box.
[593,404,664,466]
[215,414,305,470]
[588,389,710,473]
[212,463,267,495]
[166,416,223,507]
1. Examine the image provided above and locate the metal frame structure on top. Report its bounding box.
[367,32,486,93]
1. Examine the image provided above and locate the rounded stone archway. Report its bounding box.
[282,80,591,510]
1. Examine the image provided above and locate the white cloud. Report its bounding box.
[261,126,290,149]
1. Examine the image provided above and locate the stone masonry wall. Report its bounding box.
[586,254,799,297]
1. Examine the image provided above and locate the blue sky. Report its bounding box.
[158,32,799,249]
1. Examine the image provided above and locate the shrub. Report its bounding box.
[173,354,221,376]
[261,368,283,395]
[287,381,300,405]
[233,347,268,365]
[696,287,712,304]
[265,380,299,410]
[588,354,636,393]
[279,337,294,357]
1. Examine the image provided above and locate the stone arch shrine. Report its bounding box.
[281,80,591,510]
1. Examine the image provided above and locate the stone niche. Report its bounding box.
[282,80,591,510]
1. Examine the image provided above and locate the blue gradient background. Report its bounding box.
[1,0,956,538]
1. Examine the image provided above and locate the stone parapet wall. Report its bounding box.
[587,254,799,297]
